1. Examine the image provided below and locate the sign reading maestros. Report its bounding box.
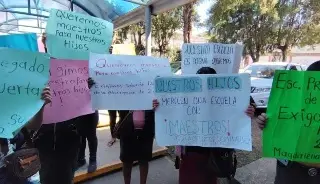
[89,53,172,110]
[182,43,244,74]
[46,9,113,60]
[154,74,252,151]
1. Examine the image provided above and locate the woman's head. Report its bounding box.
[307,60,320,71]
[196,67,217,74]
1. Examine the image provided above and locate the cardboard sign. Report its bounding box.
[181,43,243,74]
[46,9,113,60]
[43,59,94,124]
[0,48,49,138]
[155,74,252,151]
[89,53,172,110]
[264,70,320,163]
[0,33,38,51]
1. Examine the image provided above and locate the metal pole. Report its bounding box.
[70,0,74,11]
[145,6,152,56]
[28,0,31,14]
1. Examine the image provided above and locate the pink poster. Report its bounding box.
[43,59,94,124]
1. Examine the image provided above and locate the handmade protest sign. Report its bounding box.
[46,9,113,60]
[0,33,38,51]
[43,59,94,124]
[263,70,320,163]
[89,53,172,110]
[181,43,243,74]
[0,48,49,138]
[154,74,251,150]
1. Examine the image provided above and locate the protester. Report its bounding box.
[35,34,82,184]
[107,45,123,147]
[153,66,256,184]
[118,109,155,184]
[77,111,99,173]
[0,87,51,184]
[76,78,99,172]
[256,61,320,184]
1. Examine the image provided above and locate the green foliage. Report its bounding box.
[152,8,183,56]
[207,0,320,62]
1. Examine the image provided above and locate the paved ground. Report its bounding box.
[81,157,277,184]
[82,157,179,184]
[235,158,276,184]
[76,127,163,174]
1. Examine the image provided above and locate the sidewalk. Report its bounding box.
[83,157,179,184]
[82,157,277,184]
[235,158,276,184]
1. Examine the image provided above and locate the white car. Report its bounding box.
[243,62,304,109]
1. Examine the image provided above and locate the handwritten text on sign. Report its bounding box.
[89,53,172,110]
[0,48,49,138]
[44,59,94,124]
[264,70,320,162]
[155,74,251,151]
[46,9,113,60]
[182,43,243,74]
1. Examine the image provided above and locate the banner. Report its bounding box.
[89,53,172,110]
[155,74,252,150]
[0,33,38,51]
[44,59,94,124]
[46,9,113,60]
[181,43,243,74]
[112,44,136,55]
[264,70,320,162]
[0,48,49,138]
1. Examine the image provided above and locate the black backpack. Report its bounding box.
[207,148,237,179]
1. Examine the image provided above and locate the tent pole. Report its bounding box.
[145,5,152,56]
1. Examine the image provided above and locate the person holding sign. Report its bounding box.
[153,67,256,184]
[0,87,51,184]
[117,109,155,184]
[35,34,82,184]
[256,61,320,184]
[77,78,99,173]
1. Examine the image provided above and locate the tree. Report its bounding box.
[113,26,130,44]
[182,1,202,43]
[152,8,182,56]
[129,22,145,54]
[207,0,320,62]
[273,0,320,61]
[207,0,278,62]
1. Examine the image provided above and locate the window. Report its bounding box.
[290,66,298,70]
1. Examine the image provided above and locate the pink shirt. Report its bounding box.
[133,110,145,129]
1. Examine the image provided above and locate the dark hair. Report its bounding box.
[109,46,113,54]
[196,67,217,74]
[307,61,320,71]
[42,33,47,53]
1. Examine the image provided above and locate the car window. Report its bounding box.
[290,65,298,70]
[243,64,286,78]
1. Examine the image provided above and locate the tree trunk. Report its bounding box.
[278,44,288,62]
[183,3,193,43]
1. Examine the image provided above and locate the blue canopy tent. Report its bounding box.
[0,0,194,55]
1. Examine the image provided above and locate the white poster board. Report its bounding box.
[181,43,243,74]
[89,53,172,110]
[154,73,252,151]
